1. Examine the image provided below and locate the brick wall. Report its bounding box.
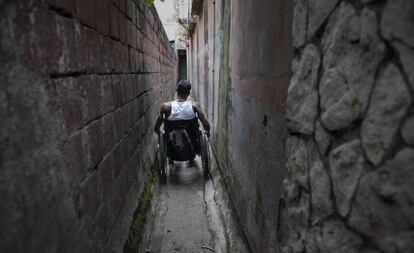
[0,0,177,252]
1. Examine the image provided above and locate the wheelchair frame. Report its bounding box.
[158,130,210,184]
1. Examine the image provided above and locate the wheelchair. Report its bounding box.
[158,118,210,184]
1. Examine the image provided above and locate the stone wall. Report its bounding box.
[188,1,293,252]
[0,0,176,252]
[279,0,414,252]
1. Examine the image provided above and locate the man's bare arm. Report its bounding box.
[193,104,210,135]
[153,103,170,134]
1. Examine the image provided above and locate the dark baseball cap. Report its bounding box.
[177,80,191,94]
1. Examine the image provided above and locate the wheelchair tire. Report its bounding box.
[158,133,167,184]
[200,132,210,179]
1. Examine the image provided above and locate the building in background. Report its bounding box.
[155,0,192,81]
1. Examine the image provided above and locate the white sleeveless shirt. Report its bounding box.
[167,100,196,121]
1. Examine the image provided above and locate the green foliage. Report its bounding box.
[144,0,164,7]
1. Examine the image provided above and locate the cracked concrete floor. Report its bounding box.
[142,158,250,253]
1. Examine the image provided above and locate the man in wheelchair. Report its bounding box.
[153,80,210,164]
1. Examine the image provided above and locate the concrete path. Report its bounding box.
[142,158,250,253]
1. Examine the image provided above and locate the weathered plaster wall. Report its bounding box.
[189,0,293,252]
[279,0,414,252]
[0,0,176,252]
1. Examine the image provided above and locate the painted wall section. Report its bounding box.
[188,0,293,252]
[0,0,177,252]
[278,1,414,253]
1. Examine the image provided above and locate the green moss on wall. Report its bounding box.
[215,0,232,172]
[123,160,157,253]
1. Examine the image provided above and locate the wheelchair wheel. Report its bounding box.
[158,133,167,184]
[200,132,210,179]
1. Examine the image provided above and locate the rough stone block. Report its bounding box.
[308,141,333,223]
[314,120,331,155]
[305,220,363,253]
[380,0,414,48]
[361,63,412,165]
[286,44,320,134]
[349,148,414,253]
[392,41,414,92]
[306,0,338,40]
[401,115,414,146]
[320,4,385,131]
[329,139,369,217]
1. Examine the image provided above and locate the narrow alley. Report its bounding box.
[140,158,250,253]
[1,0,413,253]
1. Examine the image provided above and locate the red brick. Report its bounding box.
[56,78,84,133]
[127,19,133,47]
[131,3,136,25]
[119,45,129,72]
[131,25,137,49]
[109,3,119,40]
[127,0,134,20]
[101,77,114,114]
[95,202,113,243]
[87,31,104,72]
[86,119,103,169]
[118,0,126,14]
[81,171,98,218]
[112,109,123,141]
[53,15,78,73]
[111,0,119,8]
[120,106,129,135]
[75,24,90,71]
[97,155,113,203]
[15,6,59,74]
[102,114,115,154]
[111,143,123,178]
[75,0,96,28]
[63,130,87,185]
[107,39,117,71]
[120,76,128,104]
[118,15,127,43]
[81,75,102,122]
[49,0,75,15]
[124,156,135,189]
[128,48,135,72]
[95,0,110,35]
[111,76,122,107]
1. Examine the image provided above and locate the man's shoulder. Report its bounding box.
[160,102,171,112]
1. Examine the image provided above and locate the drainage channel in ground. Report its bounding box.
[140,157,251,253]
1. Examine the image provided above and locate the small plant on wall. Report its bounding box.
[144,0,164,7]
